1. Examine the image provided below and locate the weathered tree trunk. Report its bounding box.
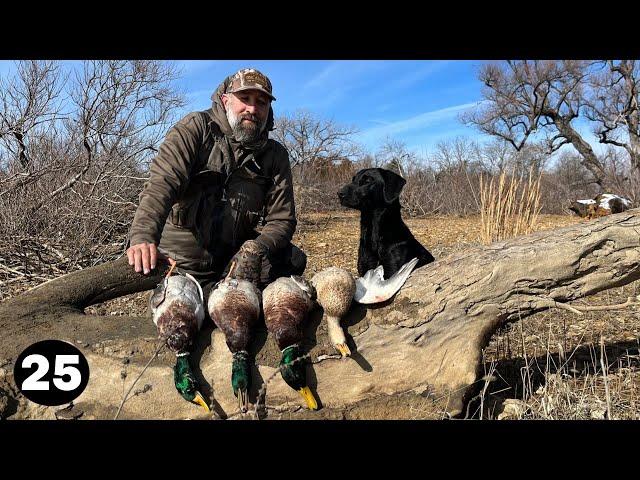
[551,115,607,187]
[2,210,640,419]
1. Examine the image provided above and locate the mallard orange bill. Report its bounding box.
[335,343,351,357]
[298,386,318,410]
[193,391,210,412]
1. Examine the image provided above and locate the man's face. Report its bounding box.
[222,90,271,143]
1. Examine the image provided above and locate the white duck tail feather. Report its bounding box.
[354,257,419,304]
[184,272,205,328]
[184,272,204,303]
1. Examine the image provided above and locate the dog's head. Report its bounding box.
[338,168,406,210]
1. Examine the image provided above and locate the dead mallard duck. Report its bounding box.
[207,240,263,413]
[150,265,210,412]
[262,275,318,410]
[312,257,419,357]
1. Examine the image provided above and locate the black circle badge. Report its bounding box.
[14,340,90,406]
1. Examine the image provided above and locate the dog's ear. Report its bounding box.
[379,169,406,204]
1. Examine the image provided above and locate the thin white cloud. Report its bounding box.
[297,88,349,111]
[402,112,613,160]
[304,62,342,89]
[404,128,481,156]
[301,61,455,111]
[175,60,221,77]
[369,119,392,126]
[186,88,214,100]
[183,88,216,111]
[387,61,452,90]
[298,61,392,110]
[376,102,395,113]
[357,102,481,143]
[303,61,389,91]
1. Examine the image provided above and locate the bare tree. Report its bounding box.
[428,137,485,214]
[477,138,514,174]
[0,61,65,169]
[431,136,483,174]
[585,60,640,173]
[462,60,607,186]
[0,60,186,282]
[272,110,361,178]
[375,137,416,177]
[28,60,186,213]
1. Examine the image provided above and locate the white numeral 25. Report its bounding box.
[22,354,82,391]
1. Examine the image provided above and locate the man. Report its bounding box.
[126,68,306,291]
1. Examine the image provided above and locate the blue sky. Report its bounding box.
[0,59,607,159]
[176,60,615,161]
[175,60,485,156]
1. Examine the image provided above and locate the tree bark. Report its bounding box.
[2,210,640,418]
[551,115,607,187]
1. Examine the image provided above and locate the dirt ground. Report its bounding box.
[2,211,639,420]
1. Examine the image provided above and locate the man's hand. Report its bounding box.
[126,242,176,275]
[223,240,267,285]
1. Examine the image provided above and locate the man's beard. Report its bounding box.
[226,108,268,145]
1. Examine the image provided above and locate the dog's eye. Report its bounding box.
[359,176,372,186]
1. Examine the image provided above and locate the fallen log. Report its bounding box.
[1,209,639,419]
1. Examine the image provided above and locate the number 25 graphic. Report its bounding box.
[21,354,82,392]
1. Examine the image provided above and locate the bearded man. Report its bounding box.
[126,68,305,291]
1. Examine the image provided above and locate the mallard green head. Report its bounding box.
[280,345,318,410]
[174,354,210,412]
[232,350,251,413]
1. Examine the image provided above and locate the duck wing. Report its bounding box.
[208,279,262,353]
[263,277,314,350]
[149,277,169,310]
[151,273,205,329]
[354,257,419,304]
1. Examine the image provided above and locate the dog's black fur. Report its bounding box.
[338,168,435,278]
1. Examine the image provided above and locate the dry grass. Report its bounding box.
[477,338,640,420]
[479,168,542,245]
[477,282,640,420]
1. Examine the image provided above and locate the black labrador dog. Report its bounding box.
[338,168,435,278]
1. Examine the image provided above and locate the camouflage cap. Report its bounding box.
[226,68,276,101]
